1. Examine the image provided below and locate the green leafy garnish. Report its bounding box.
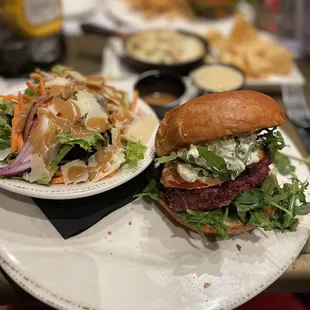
[155,146,232,180]
[155,153,177,164]
[233,175,310,232]
[36,145,73,185]
[51,64,71,76]
[178,208,229,240]
[0,99,16,152]
[259,128,285,156]
[274,151,296,176]
[124,141,146,163]
[134,178,163,200]
[24,87,35,96]
[236,244,242,251]
[196,146,227,173]
[57,132,104,152]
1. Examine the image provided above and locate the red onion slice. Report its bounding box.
[23,93,53,141]
[0,140,33,177]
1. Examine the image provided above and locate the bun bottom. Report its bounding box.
[157,197,256,237]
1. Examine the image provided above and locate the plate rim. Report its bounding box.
[0,215,309,310]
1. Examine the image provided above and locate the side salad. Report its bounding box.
[0,65,151,185]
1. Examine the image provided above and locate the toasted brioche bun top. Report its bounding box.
[155,90,286,156]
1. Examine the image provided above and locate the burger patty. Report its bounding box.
[164,155,273,212]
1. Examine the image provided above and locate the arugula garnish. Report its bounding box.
[233,175,309,232]
[274,151,296,176]
[134,178,163,200]
[137,175,310,239]
[178,208,229,239]
[259,128,285,156]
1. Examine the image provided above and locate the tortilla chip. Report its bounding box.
[227,13,259,46]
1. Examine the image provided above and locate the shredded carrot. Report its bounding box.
[26,81,39,94]
[1,95,18,102]
[51,176,65,184]
[11,105,19,153]
[39,79,46,95]
[86,76,105,82]
[17,134,23,151]
[30,73,42,80]
[10,93,24,153]
[107,169,118,178]
[131,90,139,112]
[62,71,69,78]
[16,92,24,151]
[17,91,23,108]
[23,94,31,102]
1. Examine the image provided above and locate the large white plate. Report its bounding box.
[0,131,309,310]
[0,98,159,200]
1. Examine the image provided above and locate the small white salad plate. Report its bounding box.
[0,98,159,200]
[0,131,309,310]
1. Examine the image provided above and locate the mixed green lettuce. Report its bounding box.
[57,132,105,152]
[0,99,16,157]
[125,141,147,163]
[36,145,74,185]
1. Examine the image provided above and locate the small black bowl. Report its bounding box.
[190,63,246,94]
[134,70,186,118]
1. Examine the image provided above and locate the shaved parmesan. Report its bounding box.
[61,159,88,184]
[67,70,86,82]
[91,150,125,182]
[29,153,50,183]
[124,114,158,144]
[111,127,121,146]
[46,77,70,86]
[73,91,108,131]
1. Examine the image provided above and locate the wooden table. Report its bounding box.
[0,35,310,306]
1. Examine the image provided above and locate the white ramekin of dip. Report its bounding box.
[190,63,245,94]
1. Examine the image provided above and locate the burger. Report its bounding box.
[139,90,310,239]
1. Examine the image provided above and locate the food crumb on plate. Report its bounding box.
[108,231,112,235]
[128,221,132,225]
[204,282,211,289]
[236,244,242,251]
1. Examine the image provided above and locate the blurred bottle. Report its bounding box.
[0,0,66,77]
[257,0,309,58]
